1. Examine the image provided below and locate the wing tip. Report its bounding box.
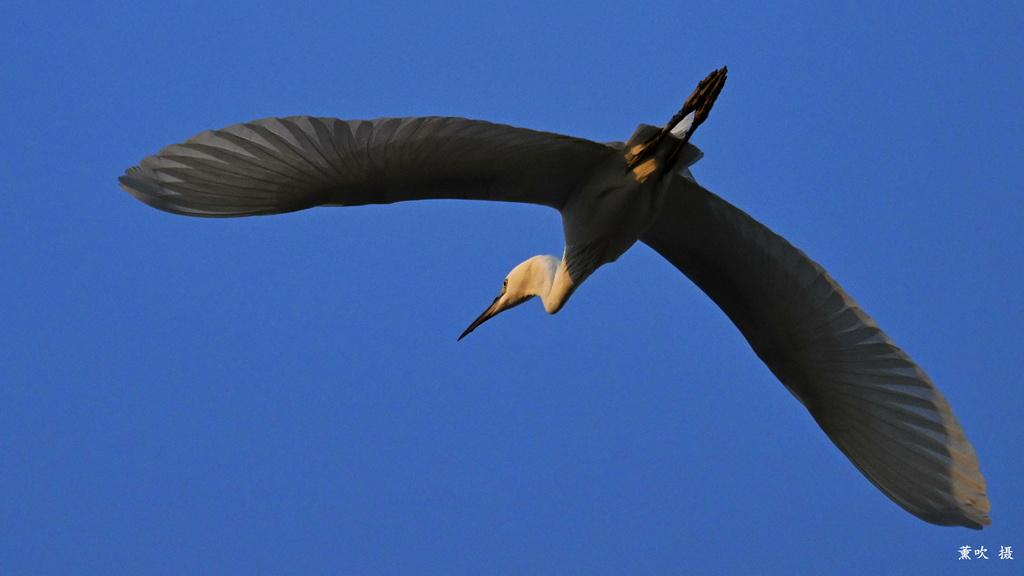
[119,172,186,215]
[917,503,991,530]
[118,171,264,217]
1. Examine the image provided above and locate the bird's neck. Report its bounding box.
[535,254,575,314]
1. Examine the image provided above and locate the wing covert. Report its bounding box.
[120,116,616,217]
[641,176,991,529]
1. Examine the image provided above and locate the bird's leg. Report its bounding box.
[626,67,728,169]
[665,66,727,165]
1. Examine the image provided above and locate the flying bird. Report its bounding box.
[119,68,991,529]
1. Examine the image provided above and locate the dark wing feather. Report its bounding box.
[641,175,990,529]
[120,116,616,216]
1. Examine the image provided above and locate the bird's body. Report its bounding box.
[119,69,991,529]
[561,124,688,284]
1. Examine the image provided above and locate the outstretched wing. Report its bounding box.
[120,116,616,216]
[641,175,991,529]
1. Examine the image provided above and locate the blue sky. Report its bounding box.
[2,1,1022,574]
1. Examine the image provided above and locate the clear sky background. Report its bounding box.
[2,1,1022,574]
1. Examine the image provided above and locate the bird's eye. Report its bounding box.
[502,279,508,291]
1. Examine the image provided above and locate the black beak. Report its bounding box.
[458,296,501,341]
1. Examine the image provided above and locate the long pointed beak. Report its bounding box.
[458,297,501,341]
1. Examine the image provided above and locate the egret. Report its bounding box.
[119,68,990,529]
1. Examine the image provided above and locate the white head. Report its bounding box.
[458,255,561,340]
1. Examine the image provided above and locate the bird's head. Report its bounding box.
[458,255,559,340]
